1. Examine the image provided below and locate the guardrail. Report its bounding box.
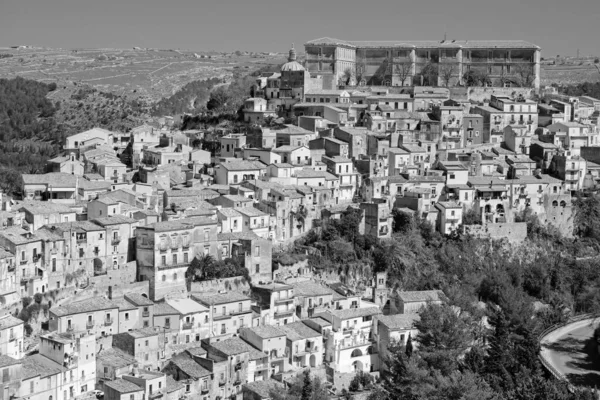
[538,313,599,392]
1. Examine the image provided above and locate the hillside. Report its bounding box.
[0,47,286,103]
[0,77,147,194]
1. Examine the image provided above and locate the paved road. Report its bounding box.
[541,318,600,388]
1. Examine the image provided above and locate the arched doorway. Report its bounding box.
[352,360,363,372]
[309,354,316,368]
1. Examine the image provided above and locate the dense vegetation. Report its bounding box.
[185,254,250,283]
[151,77,222,116]
[273,195,600,399]
[0,77,145,194]
[552,81,600,100]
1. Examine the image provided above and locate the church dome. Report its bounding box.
[281,44,305,72]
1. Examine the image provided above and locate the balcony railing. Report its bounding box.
[234,362,242,371]
[9,335,15,342]
[218,381,226,387]
[20,259,29,265]
[104,319,113,326]
[111,237,121,245]
[76,238,86,244]
[182,322,193,330]
[274,297,294,305]
[142,311,150,317]
[201,388,210,395]
[148,392,163,399]
[164,323,170,330]
[86,321,94,329]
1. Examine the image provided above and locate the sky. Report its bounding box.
[2,0,599,57]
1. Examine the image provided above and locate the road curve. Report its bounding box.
[540,316,600,388]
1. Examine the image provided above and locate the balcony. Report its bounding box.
[234,362,243,371]
[67,326,74,332]
[519,192,529,198]
[233,379,242,386]
[182,322,193,330]
[142,311,150,317]
[537,189,544,193]
[104,319,113,326]
[111,237,121,245]
[201,388,210,395]
[86,320,95,329]
[76,238,86,244]
[446,218,460,224]
[20,259,29,265]
[274,297,294,305]
[218,380,226,387]
[9,335,15,342]
[164,323,170,330]
[148,392,163,400]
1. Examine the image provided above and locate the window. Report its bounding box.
[52,259,56,272]
[162,275,166,282]
[145,340,149,347]
[254,246,260,257]
[204,229,209,242]
[255,264,260,273]
[172,254,177,265]
[184,253,188,263]
[125,313,129,321]
[173,273,178,280]
[161,256,166,266]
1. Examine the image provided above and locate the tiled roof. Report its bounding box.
[18,201,74,215]
[317,39,540,49]
[0,355,20,368]
[154,302,180,316]
[78,179,112,191]
[22,354,65,379]
[21,173,78,188]
[105,378,143,393]
[218,160,266,171]
[235,207,267,217]
[146,217,216,233]
[292,282,334,297]
[51,297,118,317]
[273,125,313,135]
[0,227,42,245]
[43,220,105,233]
[192,291,250,306]
[240,325,285,340]
[397,290,446,303]
[272,145,304,153]
[98,347,136,368]
[209,337,254,356]
[93,216,137,226]
[169,354,211,378]
[377,313,420,330]
[306,317,332,328]
[124,293,154,307]
[126,327,160,339]
[0,315,23,330]
[328,305,381,320]
[277,321,321,341]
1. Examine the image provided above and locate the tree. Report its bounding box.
[415,303,473,375]
[405,333,414,358]
[439,63,458,87]
[514,63,535,88]
[186,254,215,281]
[301,370,313,400]
[342,68,355,86]
[355,56,367,85]
[394,61,413,86]
[420,62,439,86]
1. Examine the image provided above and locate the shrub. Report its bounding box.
[22,297,32,309]
[24,323,33,336]
[349,375,361,392]
[34,293,43,304]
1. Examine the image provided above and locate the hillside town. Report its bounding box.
[1,37,600,400]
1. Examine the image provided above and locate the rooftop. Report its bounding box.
[292,282,334,297]
[105,379,143,394]
[240,325,285,340]
[51,297,118,317]
[328,305,381,320]
[169,354,211,379]
[377,313,420,330]
[145,217,216,233]
[243,379,285,398]
[98,347,136,369]
[0,315,24,330]
[154,302,180,316]
[166,298,208,315]
[277,321,321,341]
[22,173,78,188]
[305,37,540,50]
[192,291,250,306]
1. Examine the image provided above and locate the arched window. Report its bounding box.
[351,349,363,358]
[552,200,558,207]
[560,200,567,208]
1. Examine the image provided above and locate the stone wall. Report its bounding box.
[188,276,250,294]
[463,222,528,242]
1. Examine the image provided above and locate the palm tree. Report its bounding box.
[186,254,215,281]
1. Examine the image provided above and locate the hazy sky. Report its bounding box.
[2,0,599,57]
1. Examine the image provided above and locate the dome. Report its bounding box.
[281,44,305,72]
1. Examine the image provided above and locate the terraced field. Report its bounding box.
[0,47,286,103]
